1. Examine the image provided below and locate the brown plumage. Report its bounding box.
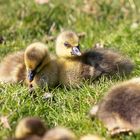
[89,77,140,135]
[82,46,134,76]
[0,51,26,84]
[15,117,46,139]
[42,127,77,140]
[24,42,59,89]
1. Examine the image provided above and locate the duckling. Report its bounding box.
[0,51,26,84]
[56,30,99,87]
[43,127,77,140]
[6,117,46,140]
[24,42,59,89]
[89,77,140,135]
[80,134,104,140]
[55,31,133,87]
[15,117,46,139]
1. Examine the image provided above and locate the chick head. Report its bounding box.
[24,42,50,82]
[56,31,81,58]
[15,117,46,139]
[43,127,76,140]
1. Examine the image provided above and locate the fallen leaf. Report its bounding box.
[43,92,53,100]
[93,43,104,49]
[0,116,11,129]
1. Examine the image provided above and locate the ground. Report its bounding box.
[0,0,140,140]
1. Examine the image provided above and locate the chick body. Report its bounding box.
[43,127,76,140]
[0,51,26,83]
[90,77,140,135]
[57,57,99,87]
[82,47,134,76]
[15,117,46,139]
[6,117,46,140]
[56,31,99,87]
[56,30,133,87]
[24,42,59,88]
[31,58,59,88]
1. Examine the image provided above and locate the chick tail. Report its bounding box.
[114,58,134,75]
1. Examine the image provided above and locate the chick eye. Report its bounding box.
[76,45,80,50]
[64,42,70,47]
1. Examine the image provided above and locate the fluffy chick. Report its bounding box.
[24,42,59,88]
[15,117,46,139]
[43,127,77,140]
[56,31,99,87]
[89,77,140,135]
[56,31,133,87]
[80,134,104,140]
[0,51,26,83]
[6,117,46,140]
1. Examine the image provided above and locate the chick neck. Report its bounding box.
[35,55,51,73]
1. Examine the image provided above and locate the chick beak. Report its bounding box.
[71,46,81,56]
[28,70,36,82]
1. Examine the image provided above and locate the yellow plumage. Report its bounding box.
[55,31,100,87]
[24,42,59,88]
[42,127,76,140]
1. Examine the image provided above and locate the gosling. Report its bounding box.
[24,42,59,89]
[55,30,133,87]
[56,30,100,87]
[7,117,46,140]
[89,77,140,135]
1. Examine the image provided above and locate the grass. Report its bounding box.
[0,0,140,139]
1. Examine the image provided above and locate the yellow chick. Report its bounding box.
[42,127,77,140]
[24,42,59,89]
[56,30,81,58]
[15,117,46,139]
[56,30,134,87]
[56,30,98,87]
[89,77,140,135]
[0,51,26,84]
[6,117,46,140]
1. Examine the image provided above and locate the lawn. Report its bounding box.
[0,0,140,140]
